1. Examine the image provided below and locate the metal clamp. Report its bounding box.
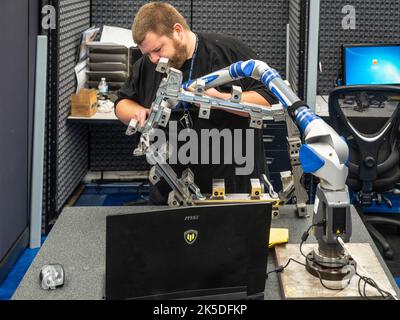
[156,57,170,74]
[287,136,302,166]
[249,116,264,129]
[250,178,262,199]
[212,179,225,199]
[271,104,285,122]
[194,79,206,96]
[126,118,139,136]
[198,103,211,119]
[230,85,242,103]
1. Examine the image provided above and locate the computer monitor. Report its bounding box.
[106,203,272,300]
[343,44,400,86]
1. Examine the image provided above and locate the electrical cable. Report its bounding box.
[337,236,398,300]
[357,272,394,300]
[266,257,306,277]
[267,223,351,291]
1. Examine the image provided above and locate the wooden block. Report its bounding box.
[70,103,98,117]
[275,243,397,300]
[70,89,98,117]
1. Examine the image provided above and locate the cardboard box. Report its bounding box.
[70,89,98,117]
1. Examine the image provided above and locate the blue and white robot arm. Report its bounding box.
[184,60,359,279]
[183,59,349,191]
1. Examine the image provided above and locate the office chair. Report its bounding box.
[329,85,400,259]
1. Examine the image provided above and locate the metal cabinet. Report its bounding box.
[0,0,38,283]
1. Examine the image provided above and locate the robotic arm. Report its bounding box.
[184,60,354,280]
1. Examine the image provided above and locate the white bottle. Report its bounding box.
[98,77,108,100]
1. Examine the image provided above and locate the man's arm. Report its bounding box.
[208,89,270,105]
[195,88,271,117]
[115,99,150,126]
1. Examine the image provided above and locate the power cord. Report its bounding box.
[266,257,306,277]
[356,273,395,300]
[299,223,320,260]
[336,237,398,300]
[266,224,320,275]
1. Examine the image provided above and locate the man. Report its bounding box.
[115,2,277,204]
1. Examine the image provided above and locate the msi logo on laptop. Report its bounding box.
[184,230,198,245]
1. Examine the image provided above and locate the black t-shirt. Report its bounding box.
[116,32,276,204]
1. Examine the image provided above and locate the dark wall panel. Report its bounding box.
[0,0,30,260]
[288,0,308,98]
[56,0,91,212]
[192,0,288,77]
[91,0,192,30]
[89,124,149,171]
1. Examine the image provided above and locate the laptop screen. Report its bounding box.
[344,45,400,86]
[106,203,272,300]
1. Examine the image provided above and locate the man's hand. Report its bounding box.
[202,88,230,100]
[135,108,150,127]
[115,99,150,126]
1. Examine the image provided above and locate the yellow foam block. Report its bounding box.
[268,228,289,248]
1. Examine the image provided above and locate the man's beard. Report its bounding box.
[169,39,188,69]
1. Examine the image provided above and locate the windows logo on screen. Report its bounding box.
[372,58,379,70]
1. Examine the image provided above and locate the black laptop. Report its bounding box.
[106,203,272,300]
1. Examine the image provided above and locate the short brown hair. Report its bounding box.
[132,2,190,45]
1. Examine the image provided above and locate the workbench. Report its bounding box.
[12,205,400,300]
